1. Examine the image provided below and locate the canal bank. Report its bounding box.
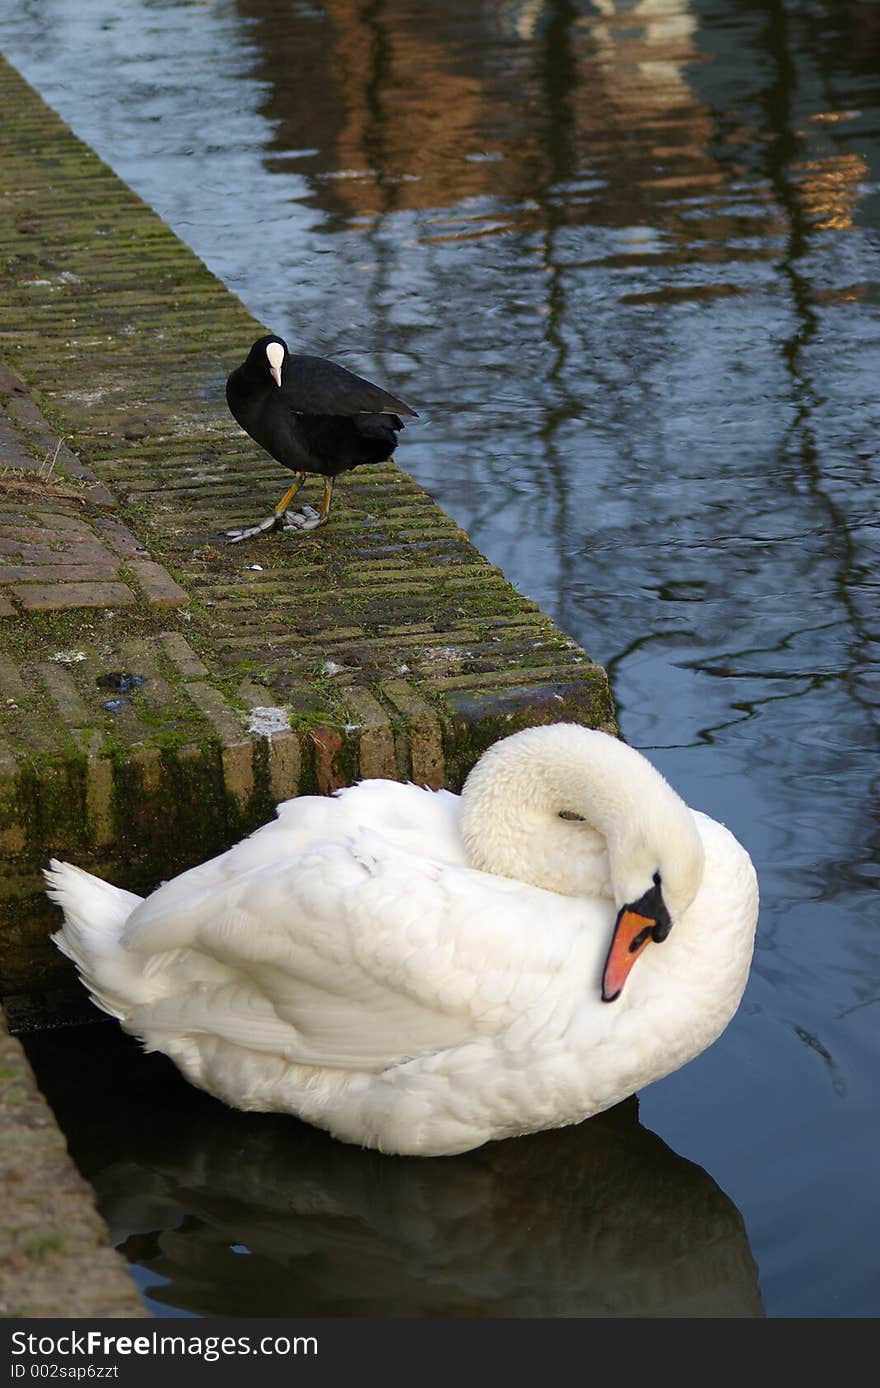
[0,53,614,1313]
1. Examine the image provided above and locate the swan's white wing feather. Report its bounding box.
[127,782,466,923]
[121,829,602,1073]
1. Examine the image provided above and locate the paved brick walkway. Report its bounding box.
[1,367,188,615]
[0,48,615,1320]
[0,50,614,1013]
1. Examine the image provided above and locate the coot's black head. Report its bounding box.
[244,334,289,388]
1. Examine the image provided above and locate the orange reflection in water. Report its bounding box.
[793,151,869,231]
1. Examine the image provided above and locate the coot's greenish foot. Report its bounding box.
[225,334,417,542]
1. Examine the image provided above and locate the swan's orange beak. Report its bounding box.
[601,908,656,1002]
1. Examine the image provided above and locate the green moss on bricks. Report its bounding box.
[22,1230,69,1261]
[104,740,227,894]
[0,51,617,1019]
[288,718,367,796]
[441,677,618,789]
[331,728,361,788]
[245,735,275,824]
[19,754,90,859]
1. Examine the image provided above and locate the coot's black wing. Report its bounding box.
[282,354,418,419]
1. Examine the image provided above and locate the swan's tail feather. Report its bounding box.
[44,858,146,1021]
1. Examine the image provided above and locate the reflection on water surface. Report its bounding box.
[25,1026,763,1319]
[2,0,879,1317]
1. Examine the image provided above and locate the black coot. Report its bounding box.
[225,334,418,541]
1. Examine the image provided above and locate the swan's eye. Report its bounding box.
[558,809,584,822]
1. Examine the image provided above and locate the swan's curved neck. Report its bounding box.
[459,725,703,910]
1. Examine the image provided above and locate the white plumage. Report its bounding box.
[45,724,758,1157]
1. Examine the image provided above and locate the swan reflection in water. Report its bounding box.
[27,1027,764,1318]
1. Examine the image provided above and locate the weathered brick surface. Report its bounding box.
[12,579,137,611]
[156,631,208,678]
[128,558,189,608]
[0,49,617,1021]
[0,1007,146,1318]
[1,369,192,613]
[343,686,398,780]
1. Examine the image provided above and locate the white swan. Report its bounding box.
[45,724,758,1157]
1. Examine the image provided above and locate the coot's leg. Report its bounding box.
[225,472,307,543]
[283,477,335,533]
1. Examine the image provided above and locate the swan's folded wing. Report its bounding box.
[120,831,592,1073]
[118,782,465,921]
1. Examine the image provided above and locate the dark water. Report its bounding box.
[3,0,879,1318]
[25,1025,764,1318]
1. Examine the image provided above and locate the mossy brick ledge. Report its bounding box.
[0,1008,146,1317]
[0,51,616,1017]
